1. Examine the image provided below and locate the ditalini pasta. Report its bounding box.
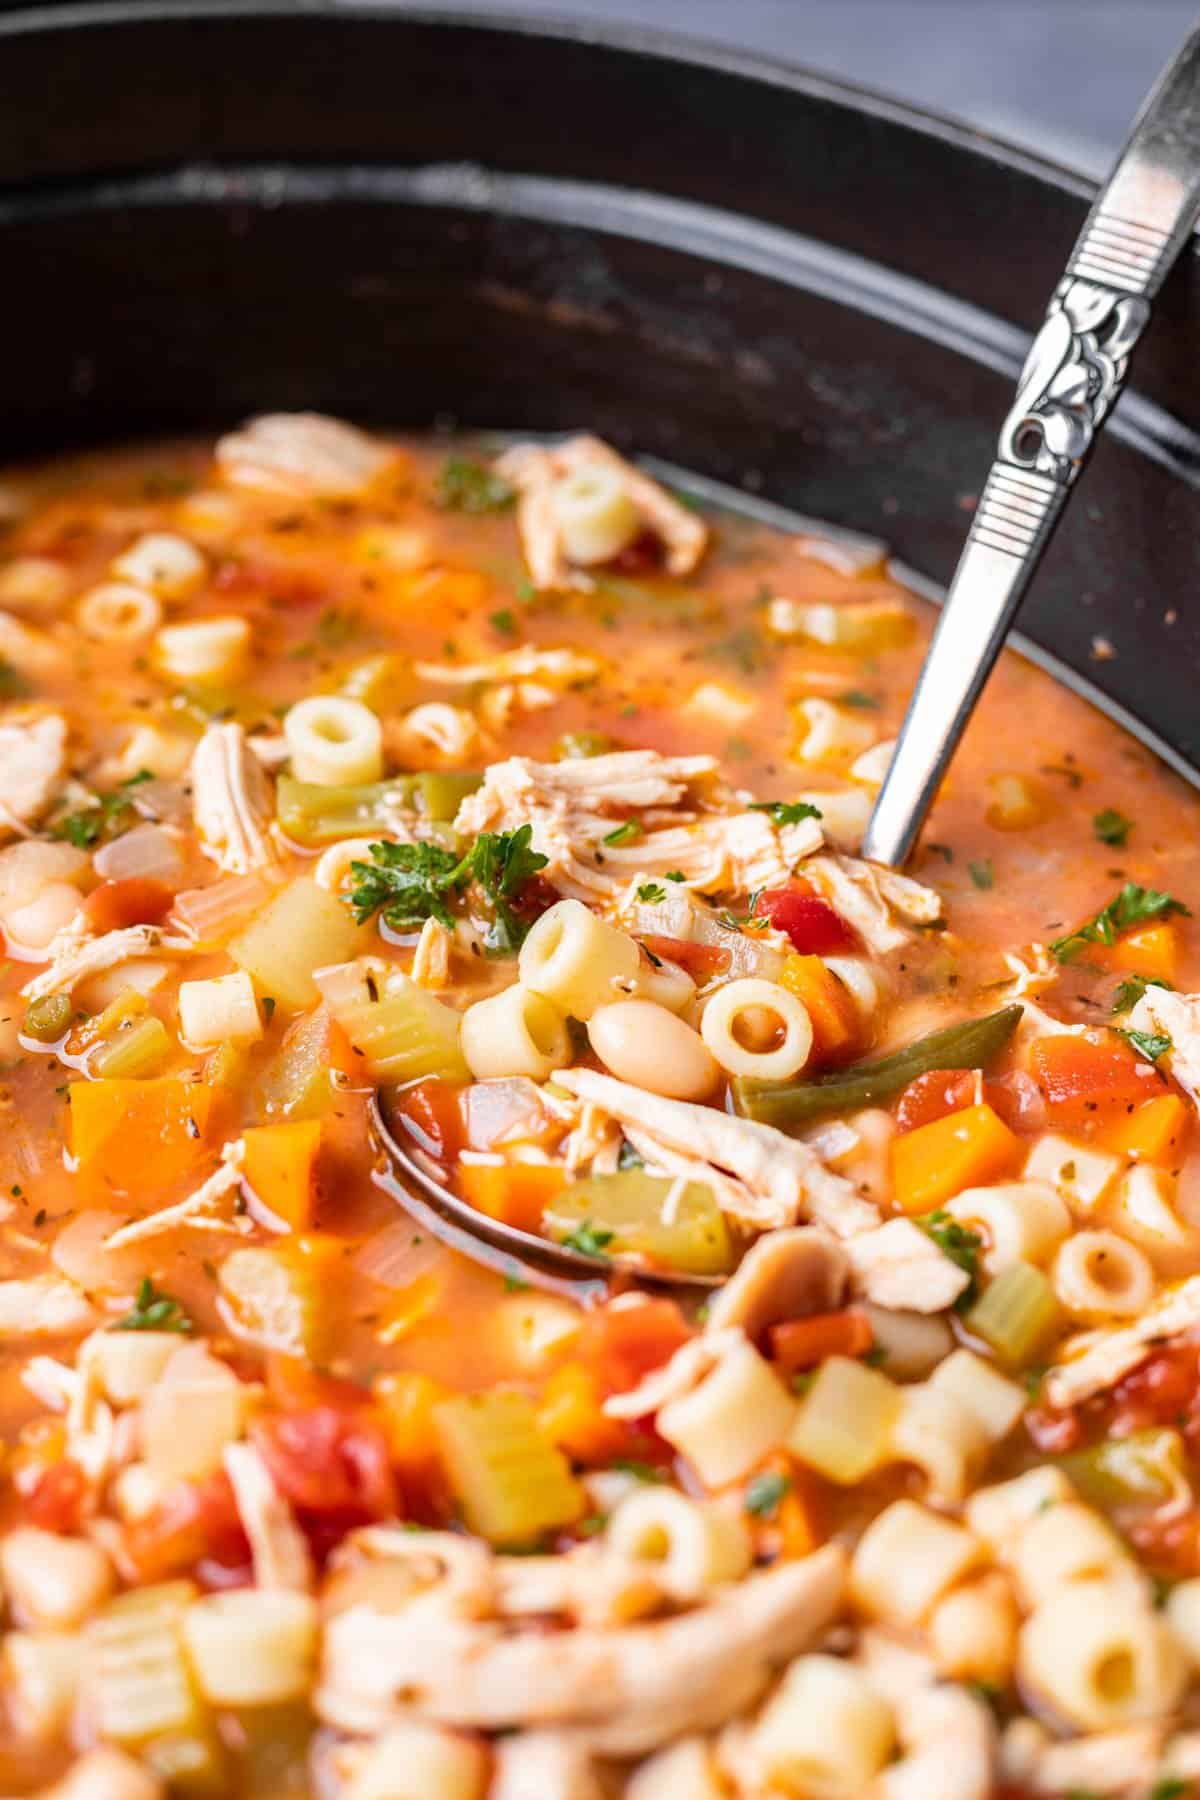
[2,416,1200,1797]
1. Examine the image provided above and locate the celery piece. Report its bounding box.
[413,770,481,821]
[433,1391,585,1545]
[207,1041,253,1094]
[229,877,367,1012]
[218,1245,324,1357]
[254,1009,337,1121]
[84,1582,205,1746]
[276,772,480,846]
[90,1014,172,1080]
[330,974,468,1083]
[544,1172,735,1275]
[788,1355,900,1484]
[964,1261,1061,1369]
[1058,1429,1186,1514]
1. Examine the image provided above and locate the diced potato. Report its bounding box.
[86,1330,182,1405]
[544,1172,735,1276]
[789,1356,900,1484]
[1,1630,84,1740]
[433,1391,585,1546]
[0,1529,114,1630]
[228,876,367,1012]
[182,1590,318,1706]
[140,1346,248,1480]
[178,970,263,1049]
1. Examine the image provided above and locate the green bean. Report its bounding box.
[23,993,72,1044]
[275,771,481,844]
[732,1004,1023,1130]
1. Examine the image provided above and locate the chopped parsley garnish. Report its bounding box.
[635,883,667,904]
[967,858,994,891]
[1049,882,1190,964]
[749,800,823,827]
[113,1277,193,1335]
[664,870,686,882]
[1114,1026,1173,1063]
[1148,1782,1191,1800]
[1093,807,1133,847]
[610,1458,667,1483]
[490,608,517,636]
[603,820,642,847]
[559,1220,614,1258]
[347,823,548,952]
[1111,973,1171,1014]
[0,658,29,700]
[920,1209,983,1307]
[839,688,880,710]
[54,769,153,849]
[744,1470,790,1518]
[434,455,515,514]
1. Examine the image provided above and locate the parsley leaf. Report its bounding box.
[1148,1781,1191,1800]
[920,1210,983,1307]
[749,800,823,827]
[462,825,550,952]
[0,658,29,700]
[113,1277,193,1335]
[664,870,686,882]
[1114,1027,1173,1063]
[434,455,515,514]
[635,882,666,904]
[490,608,517,636]
[968,858,994,890]
[559,1220,614,1258]
[1111,974,1171,1014]
[603,820,642,847]
[54,769,153,850]
[1093,807,1133,847]
[347,825,548,951]
[744,1470,790,1518]
[1050,883,1190,964]
[610,1458,667,1483]
[839,688,880,710]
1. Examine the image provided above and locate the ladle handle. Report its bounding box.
[862,27,1200,869]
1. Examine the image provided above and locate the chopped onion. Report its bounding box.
[50,1211,145,1296]
[463,1078,554,1151]
[93,822,185,886]
[172,869,282,944]
[354,1222,444,1289]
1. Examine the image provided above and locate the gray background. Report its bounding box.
[447,1,1200,177]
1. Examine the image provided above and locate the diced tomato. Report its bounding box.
[894,1068,1044,1135]
[768,1308,873,1373]
[24,1458,88,1534]
[390,1077,464,1164]
[1024,1403,1084,1455]
[639,935,732,979]
[125,1470,251,1583]
[265,1354,373,1415]
[83,877,174,933]
[577,1296,693,1397]
[254,1405,396,1523]
[1128,1505,1200,1578]
[610,527,662,574]
[1029,1034,1166,1130]
[511,874,560,926]
[751,882,857,954]
[1109,1342,1200,1441]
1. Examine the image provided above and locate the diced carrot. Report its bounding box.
[768,1308,874,1375]
[577,1296,694,1396]
[890,1102,1022,1214]
[780,954,858,1062]
[377,1272,445,1345]
[1101,1093,1191,1164]
[537,1361,628,1464]
[400,567,491,611]
[1030,1034,1166,1130]
[242,1119,324,1230]
[457,1162,567,1234]
[69,1078,218,1194]
[747,1453,823,1560]
[373,1370,453,1470]
[267,1354,370,1414]
[639,934,732,979]
[1103,921,1182,985]
[83,877,174,933]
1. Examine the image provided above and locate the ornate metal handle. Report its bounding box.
[862,28,1200,869]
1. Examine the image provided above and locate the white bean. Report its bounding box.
[588,999,719,1100]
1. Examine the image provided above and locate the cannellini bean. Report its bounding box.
[588,999,719,1100]
[700,977,813,1080]
[284,696,383,787]
[5,881,83,952]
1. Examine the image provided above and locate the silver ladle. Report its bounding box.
[864,26,1200,868]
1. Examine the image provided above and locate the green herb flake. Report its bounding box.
[347,823,548,952]
[434,455,515,514]
[838,688,881,710]
[1148,1781,1191,1800]
[54,768,153,849]
[603,820,642,847]
[489,609,517,637]
[1111,973,1171,1014]
[0,658,29,701]
[559,1220,615,1259]
[1114,1026,1173,1063]
[968,858,995,891]
[1050,883,1190,964]
[1093,807,1133,848]
[744,1470,790,1518]
[610,1458,667,1483]
[112,1277,193,1335]
[664,870,686,882]
[919,1209,983,1307]
[749,800,823,827]
[635,883,667,904]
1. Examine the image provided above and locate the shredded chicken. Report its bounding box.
[21,924,178,1002]
[496,436,708,588]
[704,1227,849,1342]
[805,852,943,953]
[1020,1723,1166,1796]
[1044,1276,1200,1408]
[317,1543,846,1753]
[414,646,600,688]
[389,701,481,766]
[215,412,391,496]
[410,916,453,991]
[872,1679,996,1800]
[223,1442,314,1592]
[604,1329,745,1423]
[0,1275,96,1338]
[1129,986,1200,1101]
[553,1067,878,1236]
[0,710,67,837]
[102,1144,248,1248]
[1002,943,1060,1000]
[490,1733,605,1800]
[190,722,278,874]
[844,1217,972,1313]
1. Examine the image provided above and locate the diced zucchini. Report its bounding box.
[275,771,480,845]
[228,877,367,1011]
[217,1241,336,1357]
[329,973,468,1084]
[965,1260,1061,1368]
[788,1355,900,1484]
[544,1172,735,1275]
[336,652,417,712]
[255,1007,339,1120]
[433,1391,585,1545]
[1058,1428,1186,1514]
[90,1014,173,1080]
[84,1581,204,1745]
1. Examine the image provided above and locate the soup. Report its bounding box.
[0,415,1199,1798]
